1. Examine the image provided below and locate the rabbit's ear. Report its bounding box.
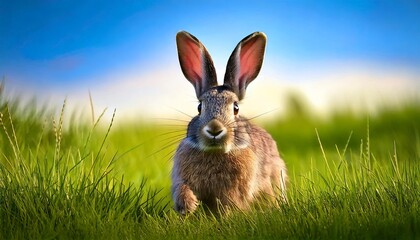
[176,31,218,98]
[223,32,266,100]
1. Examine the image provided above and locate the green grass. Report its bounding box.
[0,86,419,239]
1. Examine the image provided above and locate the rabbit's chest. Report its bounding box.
[179,150,257,197]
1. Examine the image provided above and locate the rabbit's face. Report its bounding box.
[177,31,266,153]
[194,86,239,152]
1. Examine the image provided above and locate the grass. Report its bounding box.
[0,85,419,239]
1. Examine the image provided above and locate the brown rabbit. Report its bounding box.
[171,31,287,214]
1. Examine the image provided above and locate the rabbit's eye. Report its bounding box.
[233,102,239,115]
[197,102,202,114]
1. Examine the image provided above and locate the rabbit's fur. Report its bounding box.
[172,31,287,214]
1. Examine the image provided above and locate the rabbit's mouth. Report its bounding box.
[199,140,231,153]
[198,119,232,152]
[199,133,229,151]
[207,138,225,146]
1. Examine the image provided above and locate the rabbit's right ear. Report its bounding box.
[176,31,218,98]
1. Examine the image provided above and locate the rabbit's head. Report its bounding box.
[176,31,266,153]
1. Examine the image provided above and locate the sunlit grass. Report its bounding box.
[0,84,419,239]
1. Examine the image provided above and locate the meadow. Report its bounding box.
[0,84,419,239]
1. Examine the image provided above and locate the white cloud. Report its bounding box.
[7,60,419,126]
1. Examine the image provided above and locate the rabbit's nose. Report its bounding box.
[206,129,223,137]
[203,119,227,139]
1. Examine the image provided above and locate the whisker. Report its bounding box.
[162,148,178,163]
[157,135,185,148]
[243,108,280,121]
[145,138,183,160]
[155,130,186,138]
[157,135,187,146]
[167,107,195,119]
[155,125,188,129]
[152,117,191,123]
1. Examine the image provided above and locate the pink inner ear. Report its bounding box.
[239,37,263,81]
[178,37,203,83]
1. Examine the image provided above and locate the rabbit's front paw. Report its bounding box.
[174,184,198,214]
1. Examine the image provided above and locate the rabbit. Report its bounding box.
[171,31,287,214]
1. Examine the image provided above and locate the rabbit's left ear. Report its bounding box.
[223,32,266,100]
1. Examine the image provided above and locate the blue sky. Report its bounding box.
[1,1,419,118]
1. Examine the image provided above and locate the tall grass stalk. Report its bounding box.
[0,98,165,239]
[0,85,419,239]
